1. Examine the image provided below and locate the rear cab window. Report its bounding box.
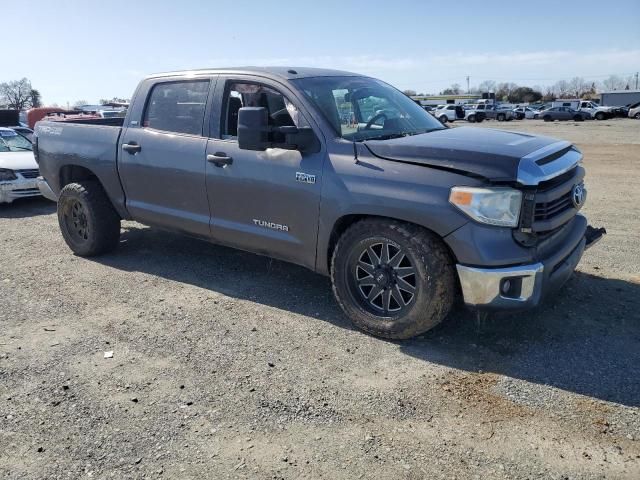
[143,81,210,135]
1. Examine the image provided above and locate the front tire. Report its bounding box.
[468,114,476,123]
[543,115,552,122]
[595,112,605,120]
[57,181,121,256]
[635,113,640,119]
[331,219,455,339]
[497,113,505,121]
[438,115,448,124]
[574,115,584,121]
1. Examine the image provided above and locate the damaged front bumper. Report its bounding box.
[0,177,41,204]
[456,217,606,310]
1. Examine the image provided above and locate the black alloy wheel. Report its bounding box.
[348,239,417,316]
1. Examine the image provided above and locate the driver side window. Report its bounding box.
[220,82,306,139]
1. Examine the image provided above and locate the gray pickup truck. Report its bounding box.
[34,67,604,339]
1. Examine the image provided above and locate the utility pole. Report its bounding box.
[635,72,639,90]
[466,76,470,94]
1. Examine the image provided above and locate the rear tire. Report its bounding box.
[468,114,476,123]
[57,181,121,256]
[497,113,505,121]
[635,113,640,119]
[331,219,455,340]
[574,115,583,121]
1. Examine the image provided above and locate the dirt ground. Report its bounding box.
[1,118,639,479]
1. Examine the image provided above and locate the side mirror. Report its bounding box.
[237,107,270,151]
[237,106,320,153]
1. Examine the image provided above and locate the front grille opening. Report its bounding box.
[534,191,573,221]
[16,169,40,179]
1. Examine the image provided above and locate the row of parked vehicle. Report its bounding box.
[425,99,640,124]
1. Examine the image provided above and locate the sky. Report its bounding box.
[3,0,640,106]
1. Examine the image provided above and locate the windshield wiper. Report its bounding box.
[360,132,410,141]
[360,128,443,142]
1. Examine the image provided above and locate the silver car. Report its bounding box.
[540,107,591,122]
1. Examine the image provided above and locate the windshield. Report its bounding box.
[0,130,33,152]
[292,76,445,141]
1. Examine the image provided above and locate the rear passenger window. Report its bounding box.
[143,81,209,135]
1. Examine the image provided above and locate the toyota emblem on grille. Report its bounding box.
[572,183,585,208]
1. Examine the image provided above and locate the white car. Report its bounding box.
[434,104,483,123]
[0,128,41,204]
[513,107,538,119]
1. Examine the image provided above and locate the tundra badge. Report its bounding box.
[296,172,316,184]
[253,219,289,232]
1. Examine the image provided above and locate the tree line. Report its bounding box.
[0,78,41,110]
[404,74,637,103]
[1,77,131,111]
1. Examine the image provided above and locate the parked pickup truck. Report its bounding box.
[552,100,613,120]
[34,67,605,339]
[470,103,516,121]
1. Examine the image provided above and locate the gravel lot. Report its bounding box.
[1,118,639,479]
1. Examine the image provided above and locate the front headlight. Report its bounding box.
[449,186,522,227]
[0,169,17,181]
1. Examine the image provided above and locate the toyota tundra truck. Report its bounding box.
[33,67,605,339]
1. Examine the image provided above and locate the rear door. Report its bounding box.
[119,77,216,237]
[204,76,325,270]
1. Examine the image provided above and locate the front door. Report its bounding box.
[204,77,325,269]
[119,78,214,237]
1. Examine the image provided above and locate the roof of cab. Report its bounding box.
[145,66,362,81]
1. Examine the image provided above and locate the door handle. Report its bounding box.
[207,153,233,167]
[122,142,142,154]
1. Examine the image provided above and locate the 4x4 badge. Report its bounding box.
[296,172,316,184]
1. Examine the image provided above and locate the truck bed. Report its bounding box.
[34,119,129,218]
[47,117,126,127]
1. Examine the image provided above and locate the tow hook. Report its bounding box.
[585,225,606,250]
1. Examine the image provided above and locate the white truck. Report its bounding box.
[552,100,613,120]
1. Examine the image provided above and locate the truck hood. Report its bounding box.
[0,151,38,171]
[363,127,566,182]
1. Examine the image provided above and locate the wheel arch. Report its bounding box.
[57,164,128,219]
[59,164,99,187]
[322,213,459,276]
